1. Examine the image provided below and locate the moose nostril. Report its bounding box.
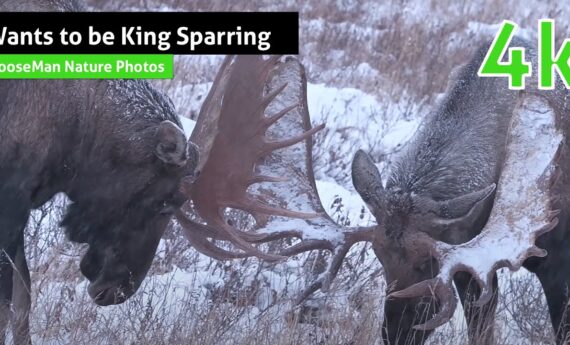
[94,289,107,302]
[92,287,128,306]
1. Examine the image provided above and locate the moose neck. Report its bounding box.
[386,46,520,202]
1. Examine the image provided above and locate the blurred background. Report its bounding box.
[22,0,570,344]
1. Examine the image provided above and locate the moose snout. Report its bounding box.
[84,259,139,306]
[88,284,129,306]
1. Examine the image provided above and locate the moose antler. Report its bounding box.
[388,95,562,330]
[175,55,375,290]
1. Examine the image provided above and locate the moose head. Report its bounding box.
[60,82,200,306]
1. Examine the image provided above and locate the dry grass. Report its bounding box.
[18,199,385,345]
[88,0,570,102]
[14,201,558,345]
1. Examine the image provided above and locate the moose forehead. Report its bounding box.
[381,189,414,235]
[386,189,413,213]
[106,79,177,121]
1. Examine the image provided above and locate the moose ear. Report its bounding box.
[351,150,385,210]
[156,120,188,167]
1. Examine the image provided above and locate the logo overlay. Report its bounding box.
[0,12,299,79]
[479,19,570,90]
[0,55,172,79]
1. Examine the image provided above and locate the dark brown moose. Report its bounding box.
[0,4,199,345]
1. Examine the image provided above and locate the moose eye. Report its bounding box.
[169,191,188,208]
[158,193,188,215]
[159,204,176,215]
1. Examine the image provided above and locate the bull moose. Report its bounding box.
[0,79,197,342]
[0,1,201,344]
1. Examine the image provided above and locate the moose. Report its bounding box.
[0,4,201,345]
[0,78,198,344]
[0,77,199,344]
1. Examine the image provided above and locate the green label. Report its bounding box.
[0,54,173,79]
[539,19,570,89]
[477,20,531,89]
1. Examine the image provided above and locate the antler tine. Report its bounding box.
[289,232,374,308]
[388,95,563,330]
[174,209,251,260]
[178,205,331,253]
[236,196,319,220]
[182,199,306,244]
[248,174,289,185]
[181,202,301,248]
[264,123,326,153]
[263,104,299,129]
[284,227,375,304]
[389,275,458,331]
[260,82,288,110]
[182,229,251,261]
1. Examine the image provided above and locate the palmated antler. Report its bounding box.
[388,96,563,330]
[175,54,375,296]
